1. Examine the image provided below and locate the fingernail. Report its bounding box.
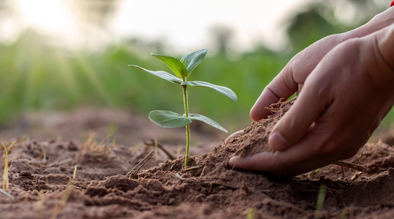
[229,155,240,166]
[270,131,288,150]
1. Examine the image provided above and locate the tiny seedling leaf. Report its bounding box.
[180,48,208,77]
[151,54,186,79]
[129,65,182,84]
[181,81,238,102]
[187,113,228,133]
[149,110,192,128]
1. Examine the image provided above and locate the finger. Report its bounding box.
[250,66,298,121]
[224,130,244,144]
[229,153,275,172]
[229,130,340,176]
[229,151,335,176]
[269,82,329,151]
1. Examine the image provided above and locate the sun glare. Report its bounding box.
[14,0,310,52]
[16,0,69,34]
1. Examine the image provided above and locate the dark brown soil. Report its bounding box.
[1,105,394,219]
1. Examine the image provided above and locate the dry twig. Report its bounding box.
[144,139,175,160]
[333,160,364,172]
[182,165,204,171]
[126,151,154,178]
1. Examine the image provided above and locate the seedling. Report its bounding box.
[129,49,237,167]
[315,184,326,219]
[2,142,15,192]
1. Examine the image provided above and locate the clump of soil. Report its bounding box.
[2,105,394,218]
[229,98,295,157]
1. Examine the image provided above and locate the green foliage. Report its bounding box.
[130,49,237,131]
[127,65,182,84]
[151,54,186,79]
[180,48,208,77]
[149,110,192,128]
[130,49,237,167]
[0,30,393,137]
[188,113,227,133]
[286,7,337,53]
[181,81,237,102]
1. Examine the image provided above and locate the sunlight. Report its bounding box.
[16,0,69,34]
[14,0,310,52]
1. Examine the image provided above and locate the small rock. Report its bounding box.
[20,171,32,177]
[68,141,79,151]
[20,171,34,179]
[33,149,41,158]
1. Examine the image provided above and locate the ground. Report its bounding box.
[1,105,394,219]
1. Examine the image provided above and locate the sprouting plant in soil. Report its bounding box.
[3,142,15,192]
[129,49,237,167]
[315,184,326,219]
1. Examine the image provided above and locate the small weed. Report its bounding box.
[340,207,349,219]
[76,133,113,163]
[73,165,77,180]
[2,141,15,192]
[315,184,327,219]
[243,208,255,219]
[130,49,237,167]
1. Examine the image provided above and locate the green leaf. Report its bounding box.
[129,65,182,84]
[181,81,238,102]
[151,54,186,79]
[180,48,208,77]
[149,110,192,128]
[187,113,228,133]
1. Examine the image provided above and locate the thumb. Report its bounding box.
[250,66,299,121]
[269,86,328,151]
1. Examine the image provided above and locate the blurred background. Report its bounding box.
[0,0,393,142]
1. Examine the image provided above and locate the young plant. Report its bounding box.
[129,49,237,167]
[315,184,326,219]
[3,142,15,192]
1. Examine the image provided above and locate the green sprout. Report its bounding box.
[129,49,237,167]
[315,184,326,219]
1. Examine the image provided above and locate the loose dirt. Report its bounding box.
[1,104,394,219]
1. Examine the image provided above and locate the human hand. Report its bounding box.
[228,25,394,176]
[249,7,394,121]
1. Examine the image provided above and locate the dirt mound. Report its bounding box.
[229,98,295,157]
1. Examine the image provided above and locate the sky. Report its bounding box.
[10,0,311,52]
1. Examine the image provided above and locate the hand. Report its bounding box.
[228,25,394,176]
[249,6,394,121]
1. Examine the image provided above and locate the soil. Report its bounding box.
[1,104,394,219]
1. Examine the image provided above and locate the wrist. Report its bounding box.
[342,7,394,40]
[365,24,394,95]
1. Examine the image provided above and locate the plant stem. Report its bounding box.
[182,84,190,167]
